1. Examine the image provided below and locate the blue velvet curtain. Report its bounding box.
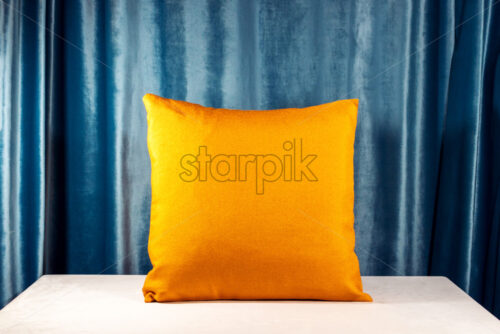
[1,0,499,316]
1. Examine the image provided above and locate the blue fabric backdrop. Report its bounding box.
[1,0,499,316]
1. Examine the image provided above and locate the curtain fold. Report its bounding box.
[0,0,499,317]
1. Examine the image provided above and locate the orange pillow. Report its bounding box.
[142,93,371,302]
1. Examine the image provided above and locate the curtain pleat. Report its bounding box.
[0,0,499,317]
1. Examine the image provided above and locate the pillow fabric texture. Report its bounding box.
[142,93,371,302]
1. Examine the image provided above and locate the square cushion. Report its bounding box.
[142,93,371,302]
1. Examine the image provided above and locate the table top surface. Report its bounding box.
[0,275,498,333]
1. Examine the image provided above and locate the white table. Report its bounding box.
[0,275,498,333]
